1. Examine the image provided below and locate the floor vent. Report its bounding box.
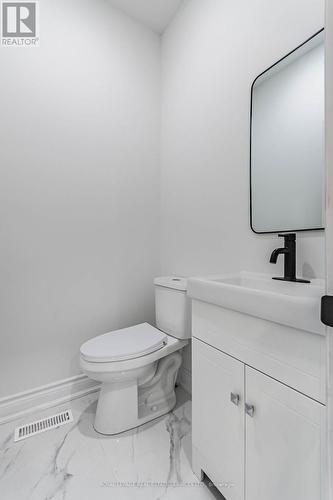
[14,409,74,442]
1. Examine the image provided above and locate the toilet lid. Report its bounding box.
[80,323,168,363]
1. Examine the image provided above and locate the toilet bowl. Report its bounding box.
[80,277,191,435]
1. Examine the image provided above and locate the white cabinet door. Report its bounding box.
[192,339,244,500]
[245,367,325,500]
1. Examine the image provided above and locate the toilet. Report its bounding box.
[80,276,190,435]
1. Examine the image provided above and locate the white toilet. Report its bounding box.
[80,277,190,435]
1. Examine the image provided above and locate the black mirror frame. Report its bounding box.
[249,28,326,235]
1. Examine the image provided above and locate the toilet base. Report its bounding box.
[93,351,182,435]
[94,399,177,436]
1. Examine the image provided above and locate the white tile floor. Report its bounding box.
[0,388,223,500]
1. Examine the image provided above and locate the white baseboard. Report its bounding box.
[178,367,192,395]
[0,375,100,425]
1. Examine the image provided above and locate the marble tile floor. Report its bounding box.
[0,387,223,500]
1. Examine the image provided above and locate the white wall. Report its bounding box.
[161,0,325,383]
[0,0,160,398]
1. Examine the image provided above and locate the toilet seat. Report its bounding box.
[80,323,167,363]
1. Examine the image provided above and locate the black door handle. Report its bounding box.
[321,296,333,326]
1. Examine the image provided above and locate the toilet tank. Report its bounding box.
[154,277,191,339]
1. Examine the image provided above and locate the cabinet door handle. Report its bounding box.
[245,403,255,417]
[230,393,240,406]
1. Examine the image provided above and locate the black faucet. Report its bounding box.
[269,233,310,283]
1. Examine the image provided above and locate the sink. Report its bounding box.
[188,272,326,335]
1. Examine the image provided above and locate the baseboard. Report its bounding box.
[0,375,100,425]
[178,367,192,395]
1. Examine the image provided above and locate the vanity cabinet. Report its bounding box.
[192,337,325,500]
[245,366,324,500]
[192,339,245,500]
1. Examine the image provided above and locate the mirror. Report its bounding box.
[250,30,325,234]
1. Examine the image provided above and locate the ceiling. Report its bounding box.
[107,0,184,34]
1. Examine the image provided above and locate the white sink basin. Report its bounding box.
[188,272,326,335]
